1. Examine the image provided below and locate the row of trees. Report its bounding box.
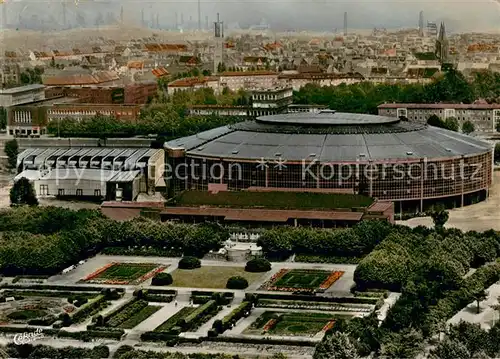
[47,88,249,138]
[0,207,227,275]
[294,69,500,114]
[427,115,475,134]
[257,220,392,260]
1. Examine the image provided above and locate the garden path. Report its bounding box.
[447,282,500,330]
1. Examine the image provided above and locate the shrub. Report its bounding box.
[245,258,272,273]
[178,256,201,270]
[74,298,88,307]
[226,276,249,290]
[151,272,173,286]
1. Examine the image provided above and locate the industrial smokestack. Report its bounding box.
[197,0,201,30]
[343,12,347,36]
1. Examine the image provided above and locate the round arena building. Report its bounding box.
[165,110,493,211]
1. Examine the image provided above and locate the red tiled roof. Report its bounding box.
[168,76,216,87]
[127,61,144,69]
[145,43,187,52]
[43,71,119,86]
[151,67,169,78]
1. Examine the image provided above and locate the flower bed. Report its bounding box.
[82,263,115,281]
[131,265,168,286]
[322,320,335,332]
[319,271,344,290]
[82,263,166,285]
[259,269,342,292]
[263,318,277,332]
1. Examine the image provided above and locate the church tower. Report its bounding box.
[435,22,449,63]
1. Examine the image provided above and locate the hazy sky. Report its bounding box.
[3,0,500,31]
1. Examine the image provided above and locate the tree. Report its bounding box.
[151,272,173,286]
[429,204,449,231]
[427,115,445,128]
[462,121,475,135]
[245,258,272,272]
[313,332,359,359]
[380,330,424,359]
[178,256,201,269]
[217,62,226,73]
[10,178,38,206]
[432,338,471,359]
[4,139,18,170]
[473,289,488,314]
[444,117,459,132]
[226,276,249,289]
[495,144,500,163]
[0,107,6,130]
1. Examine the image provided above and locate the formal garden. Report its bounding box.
[243,311,347,337]
[0,286,124,329]
[1,205,500,357]
[81,263,168,285]
[259,269,344,293]
[90,297,162,330]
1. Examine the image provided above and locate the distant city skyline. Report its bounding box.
[1,0,499,32]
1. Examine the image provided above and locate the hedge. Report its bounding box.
[226,276,248,290]
[140,331,202,345]
[27,316,57,326]
[151,272,173,286]
[192,292,234,305]
[0,284,122,292]
[245,258,272,273]
[178,256,201,269]
[249,293,378,305]
[70,295,108,324]
[147,289,178,295]
[0,327,59,335]
[100,297,139,326]
[107,300,148,328]
[206,336,316,347]
[0,326,124,341]
[179,300,218,331]
[58,329,125,340]
[218,301,252,333]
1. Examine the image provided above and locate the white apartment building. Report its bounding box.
[0,84,45,107]
[378,103,500,133]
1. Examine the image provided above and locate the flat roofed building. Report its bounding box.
[15,147,165,201]
[0,84,46,107]
[250,87,293,117]
[165,111,493,212]
[378,102,500,133]
[6,96,82,137]
[219,71,279,92]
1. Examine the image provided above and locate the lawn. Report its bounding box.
[274,270,330,289]
[261,269,344,292]
[170,266,265,289]
[96,263,158,280]
[7,309,48,320]
[154,307,196,332]
[82,263,166,285]
[244,311,342,336]
[119,305,162,329]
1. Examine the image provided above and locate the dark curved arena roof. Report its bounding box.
[166,111,492,162]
